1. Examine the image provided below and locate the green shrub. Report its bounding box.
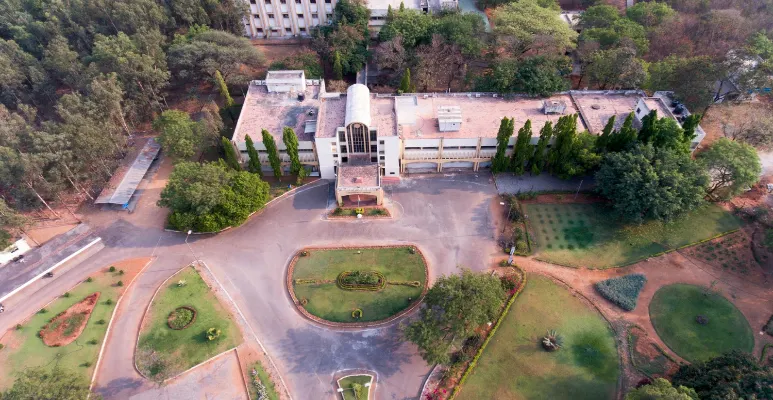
[96,319,106,325]
[764,315,773,337]
[81,361,92,367]
[63,292,70,298]
[594,274,647,311]
[88,339,98,345]
[38,308,47,314]
[119,270,125,275]
[206,327,221,341]
[109,266,116,272]
[105,299,113,305]
[15,324,22,330]
[352,309,363,319]
[0,343,4,350]
[86,277,93,283]
[116,280,123,287]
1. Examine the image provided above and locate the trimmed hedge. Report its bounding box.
[336,270,386,291]
[450,268,527,399]
[594,274,647,311]
[387,280,422,287]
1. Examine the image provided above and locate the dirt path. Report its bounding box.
[513,251,773,363]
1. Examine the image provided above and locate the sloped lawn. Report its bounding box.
[456,275,619,400]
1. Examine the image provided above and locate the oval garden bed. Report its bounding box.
[167,306,197,330]
[649,283,754,363]
[289,246,428,324]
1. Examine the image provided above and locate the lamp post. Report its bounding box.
[185,230,200,266]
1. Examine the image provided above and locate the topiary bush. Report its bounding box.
[109,266,116,272]
[352,309,363,319]
[206,327,221,341]
[594,274,647,311]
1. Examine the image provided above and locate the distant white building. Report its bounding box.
[242,0,457,38]
[231,71,707,198]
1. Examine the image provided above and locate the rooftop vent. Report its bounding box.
[438,105,462,132]
[543,100,567,115]
[591,104,601,110]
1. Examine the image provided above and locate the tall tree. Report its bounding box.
[548,114,578,178]
[596,144,708,223]
[625,2,675,29]
[154,110,201,160]
[398,68,413,93]
[414,35,466,92]
[214,70,234,108]
[700,138,761,201]
[282,127,303,177]
[332,51,343,80]
[404,269,506,365]
[511,120,533,175]
[221,137,241,171]
[586,47,647,90]
[262,129,282,178]
[646,56,720,111]
[492,117,514,173]
[492,0,577,58]
[244,134,263,176]
[530,121,553,175]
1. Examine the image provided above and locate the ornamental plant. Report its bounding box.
[542,329,563,351]
[206,327,221,341]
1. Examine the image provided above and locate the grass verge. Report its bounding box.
[136,266,241,381]
[649,284,754,363]
[248,361,279,400]
[292,247,426,323]
[455,275,619,400]
[525,203,741,268]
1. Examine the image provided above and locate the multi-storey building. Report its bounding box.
[231,70,706,203]
[242,0,458,38]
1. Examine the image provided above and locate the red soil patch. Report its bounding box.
[39,292,100,347]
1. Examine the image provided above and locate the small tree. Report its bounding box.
[262,129,282,178]
[625,378,698,400]
[700,138,761,201]
[332,51,343,80]
[492,117,514,173]
[398,68,414,93]
[214,70,234,109]
[154,110,201,160]
[511,119,534,175]
[206,327,221,341]
[282,127,303,177]
[245,134,263,176]
[221,137,241,171]
[530,121,553,175]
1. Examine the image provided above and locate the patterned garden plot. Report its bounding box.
[684,231,762,278]
[530,204,596,251]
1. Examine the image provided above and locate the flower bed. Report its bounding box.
[594,274,647,311]
[329,206,391,219]
[167,306,197,330]
[336,270,387,291]
[39,292,100,347]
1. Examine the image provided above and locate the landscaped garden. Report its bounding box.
[649,284,754,363]
[0,258,149,390]
[291,246,427,323]
[683,230,760,276]
[135,266,241,381]
[455,275,619,400]
[338,375,372,400]
[524,203,741,268]
[249,361,280,400]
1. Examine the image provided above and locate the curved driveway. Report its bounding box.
[11,174,500,399]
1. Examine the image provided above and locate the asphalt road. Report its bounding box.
[2,173,502,400]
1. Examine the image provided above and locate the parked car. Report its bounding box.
[44,272,54,278]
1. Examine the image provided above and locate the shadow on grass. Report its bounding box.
[570,331,618,380]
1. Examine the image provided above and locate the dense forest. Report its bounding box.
[0,0,264,219]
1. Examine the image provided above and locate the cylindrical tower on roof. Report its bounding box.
[345,84,371,129]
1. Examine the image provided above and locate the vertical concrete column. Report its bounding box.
[437,138,444,173]
[376,189,384,205]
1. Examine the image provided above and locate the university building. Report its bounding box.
[231,70,706,204]
[243,0,457,38]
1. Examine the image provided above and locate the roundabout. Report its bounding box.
[288,245,429,325]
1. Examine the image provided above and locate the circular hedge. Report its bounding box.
[167,306,197,330]
[336,270,387,291]
[649,284,753,362]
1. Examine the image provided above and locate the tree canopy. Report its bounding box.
[624,378,698,400]
[596,144,708,223]
[672,350,773,400]
[492,0,578,58]
[158,161,270,232]
[404,269,506,365]
[700,138,761,201]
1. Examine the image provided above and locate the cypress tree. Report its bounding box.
[531,121,553,175]
[681,113,701,143]
[262,129,283,178]
[596,115,616,152]
[638,110,658,144]
[548,114,578,178]
[399,69,413,93]
[333,51,343,80]
[609,113,638,152]
[510,119,533,175]
[282,127,302,176]
[399,1,405,11]
[492,117,514,173]
[245,134,263,176]
[221,137,241,170]
[215,70,234,109]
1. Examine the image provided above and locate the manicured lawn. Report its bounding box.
[456,275,619,400]
[0,262,142,390]
[649,284,754,363]
[292,246,426,323]
[136,266,241,381]
[338,375,372,400]
[525,203,741,268]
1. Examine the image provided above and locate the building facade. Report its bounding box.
[231,71,706,196]
[242,0,457,38]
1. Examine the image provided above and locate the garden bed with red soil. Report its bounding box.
[628,325,680,379]
[39,292,100,347]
